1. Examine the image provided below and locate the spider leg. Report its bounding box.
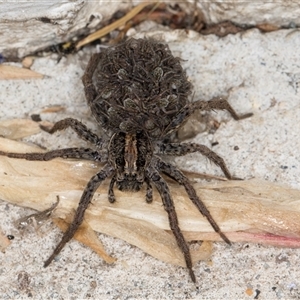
[192,97,253,120]
[82,53,102,104]
[146,167,196,283]
[40,118,103,147]
[44,163,114,267]
[108,175,116,203]
[165,97,252,134]
[158,142,233,179]
[154,157,231,245]
[145,177,153,203]
[0,147,105,162]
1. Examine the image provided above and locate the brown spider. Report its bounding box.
[0,38,252,282]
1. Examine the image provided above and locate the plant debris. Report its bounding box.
[1,133,300,267]
[0,65,43,80]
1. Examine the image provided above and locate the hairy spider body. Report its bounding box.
[0,38,252,282]
[86,38,192,138]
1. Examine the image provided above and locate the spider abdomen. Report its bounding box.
[90,38,192,138]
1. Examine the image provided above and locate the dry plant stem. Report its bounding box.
[17,196,59,229]
[181,170,228,181]
[76,2,155,49]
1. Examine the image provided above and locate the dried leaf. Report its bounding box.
[0,119,41,139]
[1,136,300,267]
[0,65,43,80]
[53,217,116,264]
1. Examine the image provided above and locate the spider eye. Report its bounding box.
[116,174,144,192]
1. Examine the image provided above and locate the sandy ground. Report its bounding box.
[0,28,300,299]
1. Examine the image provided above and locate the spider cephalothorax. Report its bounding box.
[109,131,152,194]
[0,38,252,282]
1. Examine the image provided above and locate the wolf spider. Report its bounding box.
[0,38,252,282]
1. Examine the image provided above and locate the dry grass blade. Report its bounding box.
[1,135,300,267]
[0,65,43,80]
[76,2,157,49]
